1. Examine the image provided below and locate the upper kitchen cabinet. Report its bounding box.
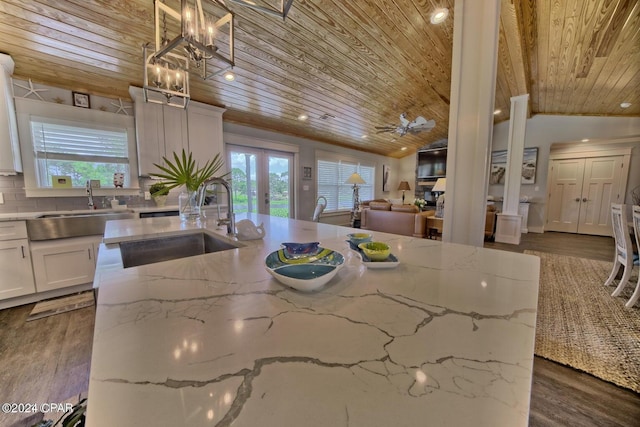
[0,54,22,174]
[186,102,225,171]
[129,86,188,176]
[129,86,225,176]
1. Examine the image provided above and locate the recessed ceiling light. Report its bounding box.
[400,147,407,151]
[361,134,368,139]
[620,102,632,108]
[223,71,235,81]
[297,114,308,121]
[430,8,448,24]
[493,109,502,115]
[581,139,589,142]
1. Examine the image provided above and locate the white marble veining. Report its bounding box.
[88,213,540,426]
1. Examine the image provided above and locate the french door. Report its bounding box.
[546,155,626,236]
[228,145,294,218]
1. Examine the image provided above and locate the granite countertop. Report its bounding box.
[0,206,181,222]
[88,213,540,426]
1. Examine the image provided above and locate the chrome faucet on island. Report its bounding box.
[198,177,235,236]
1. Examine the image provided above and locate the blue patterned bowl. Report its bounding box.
[281,242,321,257]
[265,247,344,291]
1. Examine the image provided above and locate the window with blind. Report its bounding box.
[30,118,130,188]
[317,157,375,212]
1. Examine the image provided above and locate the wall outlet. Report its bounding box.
[144,191,151,200]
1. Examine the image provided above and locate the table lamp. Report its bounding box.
[346,172,366,212]
[397,181,411,204]
[432,178,446,218]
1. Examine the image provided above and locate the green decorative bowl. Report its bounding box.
[358,242,391,261]
[347,233,372,245]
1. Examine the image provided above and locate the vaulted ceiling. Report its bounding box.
[1,0,638,158]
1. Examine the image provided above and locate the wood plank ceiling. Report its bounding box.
[0,0,638,159]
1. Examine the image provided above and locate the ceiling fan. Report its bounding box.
[375,113,436,137]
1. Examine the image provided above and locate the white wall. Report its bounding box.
[223,123,399,224]
[491,114,640,232]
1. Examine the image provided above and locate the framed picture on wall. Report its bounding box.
[490,147,538,185]
[72,91,90,108]
[382,164,390,191]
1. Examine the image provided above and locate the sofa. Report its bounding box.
[360,201,435,238]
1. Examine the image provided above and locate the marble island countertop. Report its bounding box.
[88,213,540,426]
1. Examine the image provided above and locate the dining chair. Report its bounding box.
[605,204,635,305]
[623,205,640,308]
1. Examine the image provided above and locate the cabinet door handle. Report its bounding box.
[21,245,25,258]
[582,198,589,202]
[88,248,92,260]
[575,198,580,202]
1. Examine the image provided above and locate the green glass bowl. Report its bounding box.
[358,242,391,261]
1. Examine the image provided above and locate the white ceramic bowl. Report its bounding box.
[266,264,340,292]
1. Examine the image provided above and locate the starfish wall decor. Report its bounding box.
[13,78,48,101]
[110,98,132,115]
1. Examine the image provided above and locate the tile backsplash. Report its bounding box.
[0,175,179,213]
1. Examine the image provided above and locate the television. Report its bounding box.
[417,148,447,179]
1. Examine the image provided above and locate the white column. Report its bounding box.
[495,94,529,244]
[443,0,501,246]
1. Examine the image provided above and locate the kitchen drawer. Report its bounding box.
[0,220,28,241]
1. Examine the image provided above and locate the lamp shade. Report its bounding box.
[397,181,411,191]
[346,173,366,185]
[432,178,446,192]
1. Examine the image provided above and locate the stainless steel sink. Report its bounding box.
[27,210,137,240]
[119,232,242,268]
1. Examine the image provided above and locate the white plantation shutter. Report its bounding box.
[29,117,130,187]
[317,153,375,212]
[31,119,129,163]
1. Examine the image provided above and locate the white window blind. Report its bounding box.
[30,118,130,188]
[317,156,375,212]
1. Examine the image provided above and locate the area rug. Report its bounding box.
[526,250,640,393]
[27,291,94,321]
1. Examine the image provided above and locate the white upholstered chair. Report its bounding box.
[605,204,635,306]
[623,205,640,308]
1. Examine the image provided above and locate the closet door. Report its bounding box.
[546,155,627,236]
[546,159,585,233]
[577,156,625,235]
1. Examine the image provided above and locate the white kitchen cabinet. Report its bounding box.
[0,221,36,300]
[30,236,102,292]
[129,86,225,176]
[187,102,225,168]
[0,54,22,174]
[129,86,188,176]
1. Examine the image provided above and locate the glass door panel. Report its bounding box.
[228,146,294,218]
[229,148,259,215]
[268,154,292,218]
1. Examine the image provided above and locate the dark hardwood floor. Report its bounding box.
[0,231,637,426]
[486,231,640,427]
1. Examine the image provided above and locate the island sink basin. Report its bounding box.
[119,232,242,268]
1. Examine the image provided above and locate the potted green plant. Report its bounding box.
[149,181,169,207]
[150,149,227,220]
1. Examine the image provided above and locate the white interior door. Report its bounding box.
[546,159,585,233]
[577,156,625,235]
[546,155,626,236]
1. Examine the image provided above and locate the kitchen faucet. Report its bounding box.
[86,180,95,209]
[198,177,235,235]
